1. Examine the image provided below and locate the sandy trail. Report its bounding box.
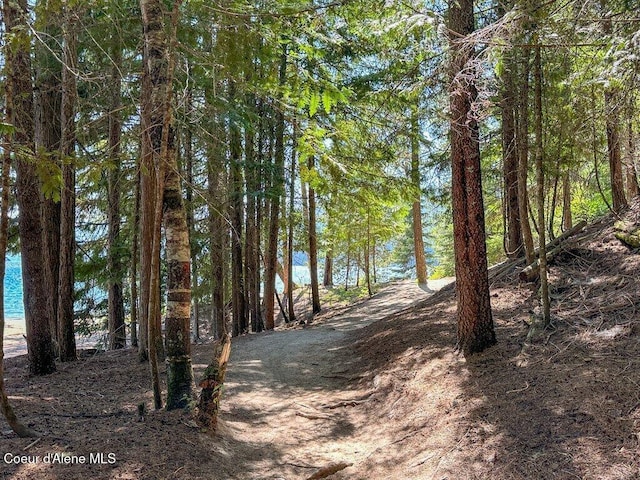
[219,278,453,479]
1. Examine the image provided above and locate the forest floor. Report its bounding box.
[1,202,640,480]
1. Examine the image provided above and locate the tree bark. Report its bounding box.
[107,39,126,350]
[344,246,351,291]
[57,4,78,362]
[534,44,551,326]
[562,170,573,231]
[138,40,153,363]
[264,48,288,330]
[308,155,321,314]
[364,209,373,297]
[0,105,36,437]
[130,167,140,348]
[152,0,194,410]
[516,48,536,265]
[625,107,639,198]
[601,8,628,212]
[34,5,62,352]
[229,84,247,337]
[183,79,200,342]
[244,96,261,334]
[286,129,297,323]
[605,89,627,212]
[4,0,57,375]
[164,157,195,409]
[207,134,227,340]
[448,0,495,357]
[140,0,194,409]
[411,109,429,285]
[197,334,231,432]
[323,252,333,287]
[140,0,166,406]
[500,37,523,258]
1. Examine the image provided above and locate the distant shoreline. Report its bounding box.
[3,318,101,360]
[3,320,27,359]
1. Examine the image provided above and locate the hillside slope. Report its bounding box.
[0,203,638,480]
[335,201,640,479]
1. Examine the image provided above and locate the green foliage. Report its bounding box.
[430,212,455,279]
[0,123,16,135]
[322,283,381,305]
[5,0,634,336]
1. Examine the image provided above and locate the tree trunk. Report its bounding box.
[264,162,282,330]
[534,44,551,326]
[308,156,321,314]
[344,248,350,291]
[0,107,36,437]
[140,0,194,409]
[148,169,163,410]
[138,45,153,363]
[365,209,372,297]
[264,49,288,330]
[562,170,573,231]
[4,0,57,375]
[605,90,627,212]
[140,0,166,405]
[229,85,247,337]
[34,5,62,352]
[548,168,560,241]
[164,158,194,409]
[499,1,523,258]
[286,130,297,323]
[130,167,140,348]
[107,39,126,350]
[183,79,200,342]
[323,252,333,287]
[147,0,194,410]
[254,100,265,333]
[602,9,627,212]
[411,109,429,285]
[448,0,496,357]
[372,239,377,284]
[57,5,78,362]
[625,108,639,198]
[208,145,227,340]
[244,96,261,334]
[517,48,536,265]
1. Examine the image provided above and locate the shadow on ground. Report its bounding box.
[334,226,640,479]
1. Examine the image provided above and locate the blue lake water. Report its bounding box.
[276,265,312,291]
[2,255,408,331]
[4,255,25,326]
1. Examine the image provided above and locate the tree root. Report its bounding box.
[305,462,352,480]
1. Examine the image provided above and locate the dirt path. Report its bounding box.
[219,278,452,479]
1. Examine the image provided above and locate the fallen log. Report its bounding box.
[614,221,640,248]
[519,244,565,282]
[519,221,587,283]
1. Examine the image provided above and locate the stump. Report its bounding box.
[197,334,231,433]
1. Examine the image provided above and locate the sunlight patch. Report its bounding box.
[592,325,626,339]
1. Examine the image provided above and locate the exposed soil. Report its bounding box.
[1,202,639,480]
